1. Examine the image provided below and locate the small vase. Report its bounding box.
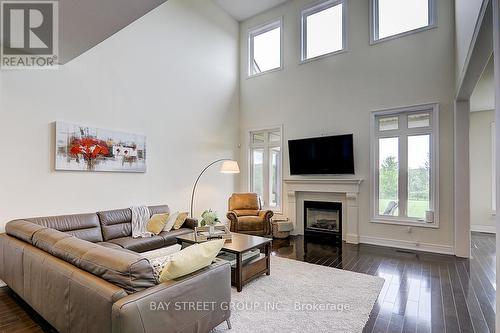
[209,225,215,237]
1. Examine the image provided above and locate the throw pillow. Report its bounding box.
[146,213,169,235]
[173,212,189,230]
[159,239,225,282]
[162,212,179,232]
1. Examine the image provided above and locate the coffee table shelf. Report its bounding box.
[176,232,272,292]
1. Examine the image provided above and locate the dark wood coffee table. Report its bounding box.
[176,232,272,292]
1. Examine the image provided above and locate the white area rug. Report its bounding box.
[213,256,384,333]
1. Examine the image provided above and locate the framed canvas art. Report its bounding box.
[55,121,146,172]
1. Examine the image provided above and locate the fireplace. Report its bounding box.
[304,201,342,239]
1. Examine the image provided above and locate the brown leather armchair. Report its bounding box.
[226,193,274,236]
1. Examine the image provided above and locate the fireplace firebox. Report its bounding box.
[304,201,342,239]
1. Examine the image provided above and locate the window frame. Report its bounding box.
[248,126,283,212]
[247,18,283,78]
[300,0,347,64]
[370,0,437,45]
[492,122,496,215]
[370,103,439,228]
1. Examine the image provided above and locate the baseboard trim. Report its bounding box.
[471,225,496,234]
[359,236,455,255]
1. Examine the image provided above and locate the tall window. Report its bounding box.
[371,0,436,43]
[301,0,346,62]
[371,104,439,226]
[248,19,282,77]
[249,128,282,210]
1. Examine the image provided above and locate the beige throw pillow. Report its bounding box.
[162,212,179,232]
[146,213,170,235]
[159,239,224,282]
[173,212,188,230]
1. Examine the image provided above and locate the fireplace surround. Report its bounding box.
[283,178,363,244]
[304,201,342,239]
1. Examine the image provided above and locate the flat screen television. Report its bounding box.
[288,134,354,175]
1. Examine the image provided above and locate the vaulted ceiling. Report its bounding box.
[213,0,289,21]
[57,0,289,64]
[58,0,167,63]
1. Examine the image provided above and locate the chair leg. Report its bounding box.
[226,318,232,329]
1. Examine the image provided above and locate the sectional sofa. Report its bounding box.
[0,205,231,333]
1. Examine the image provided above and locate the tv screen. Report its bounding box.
[288,134,354,175]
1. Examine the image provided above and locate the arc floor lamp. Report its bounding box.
[190,159,240,218]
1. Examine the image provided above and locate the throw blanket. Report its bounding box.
[131,206,152,238]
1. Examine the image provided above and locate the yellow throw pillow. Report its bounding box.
[146,213,170,235]
[172,212,189,230]
[159,239,224,282]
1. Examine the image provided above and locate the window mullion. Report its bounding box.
[399,133,409,218]
[263,143,270,208]
[375,137,381,216]
[397,113,407,218]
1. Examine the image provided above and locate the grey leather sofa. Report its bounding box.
[0,205,231,333]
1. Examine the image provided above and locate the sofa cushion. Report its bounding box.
[98,205,170,241]
[26,213,103,243]
[32,228,74,253]
[159,228,193,246]
[96,242,123,250]
[97,208,133,241]
[28,227,156,293]
[107,235,166,253]
[5,220,47,244]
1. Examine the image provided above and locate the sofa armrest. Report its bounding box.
[226,211,238,232]
[258,210,274,221]
[258,210,274,235]
[111,261,231,333]
[226,211,237,221]
[183,218,198,230]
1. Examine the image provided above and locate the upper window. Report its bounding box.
[371,0,436,43]
[248,19,282,77]
[371,104,439,227]
[249,128,282,211]
[300,0,346,62]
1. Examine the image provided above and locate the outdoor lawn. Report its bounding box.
[379,199,429,220]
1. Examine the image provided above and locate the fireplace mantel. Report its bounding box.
[283,178,363,244]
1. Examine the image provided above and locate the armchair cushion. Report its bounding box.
[228,193,260,211]
[236,216,266,231]
[234,209,259,216]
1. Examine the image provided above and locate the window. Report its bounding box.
[301,0,346,62]
[371,104,439,227]
[248,19,282,77]
[371,0,436,43]
[249,128,282,210]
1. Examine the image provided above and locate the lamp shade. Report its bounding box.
[220,160,240,174]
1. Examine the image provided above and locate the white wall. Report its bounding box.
[471,56,495,111]
[0,0,240,230]
[455,0,487,86]
[239,0,455,250]
[470,110,495,232]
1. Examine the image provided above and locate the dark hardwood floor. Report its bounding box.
[0,232,495,332]
[272,232,496,333]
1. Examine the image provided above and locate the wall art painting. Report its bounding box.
[55,121,146,172]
